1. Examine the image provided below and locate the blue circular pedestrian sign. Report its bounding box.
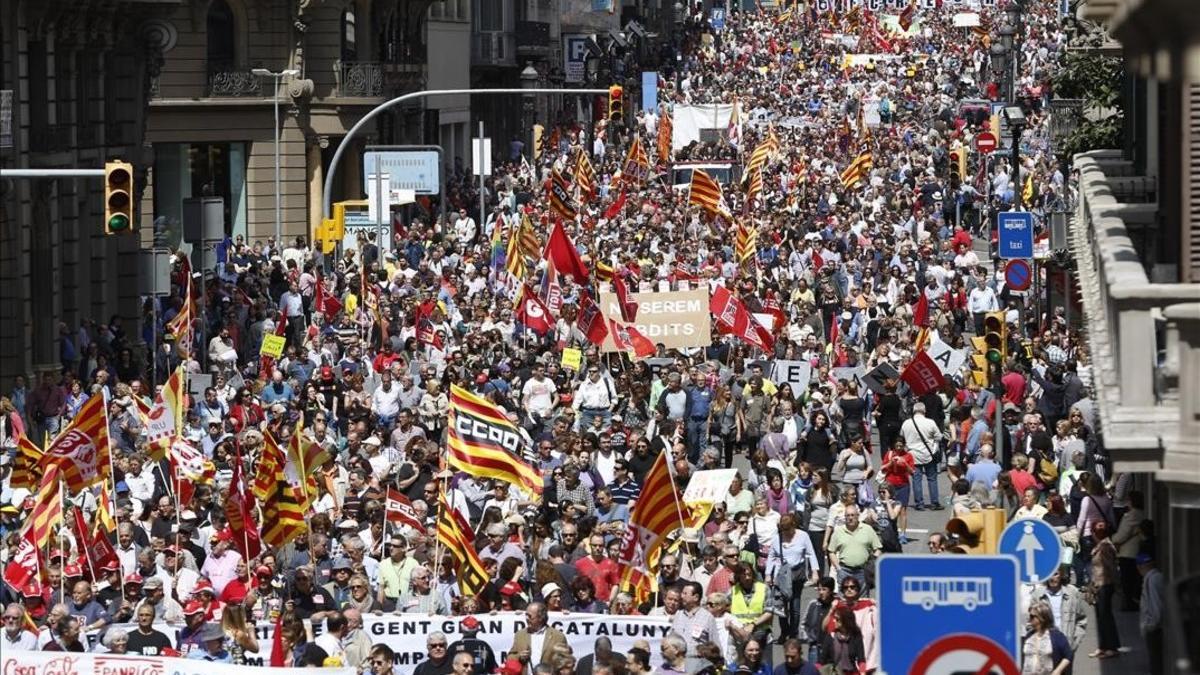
[1004,259,1032,292]
[998,519,1063,583]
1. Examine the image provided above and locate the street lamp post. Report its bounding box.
[997,24,1016,101]
[252,68,300,249]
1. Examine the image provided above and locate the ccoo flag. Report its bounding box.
[446,385,543,498]
[41,395,110,494]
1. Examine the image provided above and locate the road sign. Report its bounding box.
[998,518,1063,583]
[879,555,1020,675]
[910,634,1020,675]
[362,148,441,195]
[1004,259,1032,292]
[996,211,1034,259]
[976,131,997,154]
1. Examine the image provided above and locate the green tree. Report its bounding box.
[1052,23,1124,157]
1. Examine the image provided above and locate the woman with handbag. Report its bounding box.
[834,438,874,498]
[768,514,821,643]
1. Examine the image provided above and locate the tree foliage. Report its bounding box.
[1052,23,1125,157]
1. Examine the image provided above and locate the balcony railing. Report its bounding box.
[336,61,383,97]
[207,69,262,97]
[1072,151,1200,482]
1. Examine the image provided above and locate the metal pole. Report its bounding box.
[478,120,486,229]
[322,88,609,220]
[274,75,283,250]
[375,153,384,259]
[0,169,106,177]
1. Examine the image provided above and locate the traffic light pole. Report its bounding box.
[0,169,106,177]
[321,88,611,221]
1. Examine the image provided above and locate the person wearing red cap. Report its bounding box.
[199,528,242,596]
[190,578,225,622]
[447,616,498,675]
[176,600,209,657]
[106,573,145,624]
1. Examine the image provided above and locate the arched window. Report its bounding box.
[341,8,358,62]
[207,0,237,73]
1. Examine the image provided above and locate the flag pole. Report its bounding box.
[57,478,66,603]
[99,390,124,578]
[233,436,253,564]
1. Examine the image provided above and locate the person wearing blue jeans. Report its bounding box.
[911,460,942,510]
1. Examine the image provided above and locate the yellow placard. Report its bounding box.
[561,348,583,371]
[260,334,286,359]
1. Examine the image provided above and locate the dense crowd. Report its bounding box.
[0,1,1166,675]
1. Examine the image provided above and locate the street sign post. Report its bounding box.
[879,555,1020,675]
[1004,259,1032,291]
[998,518,1064,584]
[976,131,997,154]
[996,211,1034,259]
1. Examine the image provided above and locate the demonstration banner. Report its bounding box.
[2,649,354,675]
[85,613,672,669]
[598,288,711,352]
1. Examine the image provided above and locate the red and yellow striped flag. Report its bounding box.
[287,422,331,511]
[657,105,673,163]
[840,150,873,189]
[166,275,195,349]
[574,148,596,201]
[436,493,490,596]
[41,395,110,494]
[616,451,686,597]
[10,433,44,490]
[21,466,63,549]
[256,432,306,548]
[93,484,117,537]
[688,168,729,217]
[446,384,543,498]
[143,366,187,461]
[745,167,764,209]
[735,222,759,267]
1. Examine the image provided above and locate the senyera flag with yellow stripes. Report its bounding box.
[446,384,543,499]
[40,394,111,494]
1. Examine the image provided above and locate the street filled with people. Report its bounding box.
[0,1,1165,674]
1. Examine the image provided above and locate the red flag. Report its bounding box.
[225,450,263,561]
[315,273,343,321]
[711,286,772,352]
[913,291,930,328]
[543,219,589,282]
[898,0,916,30]
[613,275,638,323]
[811,250,825,272]
[901,350,946,397]
[515,287,555,336]
[603,191,627,220]
[385,489,425,531]
[577,293,610,346]
[3,531,42,595]
[608,319,656,359]
[72,507,118,577]
[828,315,840,348]
[269,608,287,667]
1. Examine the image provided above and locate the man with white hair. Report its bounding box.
[899,401,943,511]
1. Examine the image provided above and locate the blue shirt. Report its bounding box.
[965,459,1002,489]
[260,381,295,404]
[187,647,233,663]
[687,385,714,419]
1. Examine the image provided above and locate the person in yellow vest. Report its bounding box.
[729,562,778,647]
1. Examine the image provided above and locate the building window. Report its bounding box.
[153,142,249,244]
[341,7,357,61]
[477,0,502,31]
[207,0,237,74]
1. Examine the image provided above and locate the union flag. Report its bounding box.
[41,395,110,494]
[617,452,686,597]
[446,385,542,498]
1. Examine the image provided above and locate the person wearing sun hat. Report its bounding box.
[186,622,232,663]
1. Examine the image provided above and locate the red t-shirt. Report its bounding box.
[574,556,620,603]
[881,451,916,487]
[1001,371,1027,406]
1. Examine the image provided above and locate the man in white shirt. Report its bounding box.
[572,366,616,431]
[521,363,557,425]
[1,604,38,650]
[371,371,402,430]
[899,402,944,511]
[967,278,999,334]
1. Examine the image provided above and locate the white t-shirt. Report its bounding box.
[522,377,557,417]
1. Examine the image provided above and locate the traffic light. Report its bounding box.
[104,160,134,235]
[946,508,1007,554]
[533,124,544,161]
[608,85,624,123]
[982,311,1007,366]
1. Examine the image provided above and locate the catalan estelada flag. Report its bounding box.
[446,385,542,498]
[436,493,490,596]
[41,394,110,494]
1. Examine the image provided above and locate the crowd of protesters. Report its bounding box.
[0,1,1167,674]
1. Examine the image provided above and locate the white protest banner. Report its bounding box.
[927,339,967,378]
[2,649,355,675]
[683,468,738,505]
[831,366,867,391]
[93,613,672,669]
[769,359,813,397]
[598,288,711,352]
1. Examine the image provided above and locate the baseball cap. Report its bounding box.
[63,563,83,577]
[461,616,482,631]
[183,600,206,616]
[124,573,144,586]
